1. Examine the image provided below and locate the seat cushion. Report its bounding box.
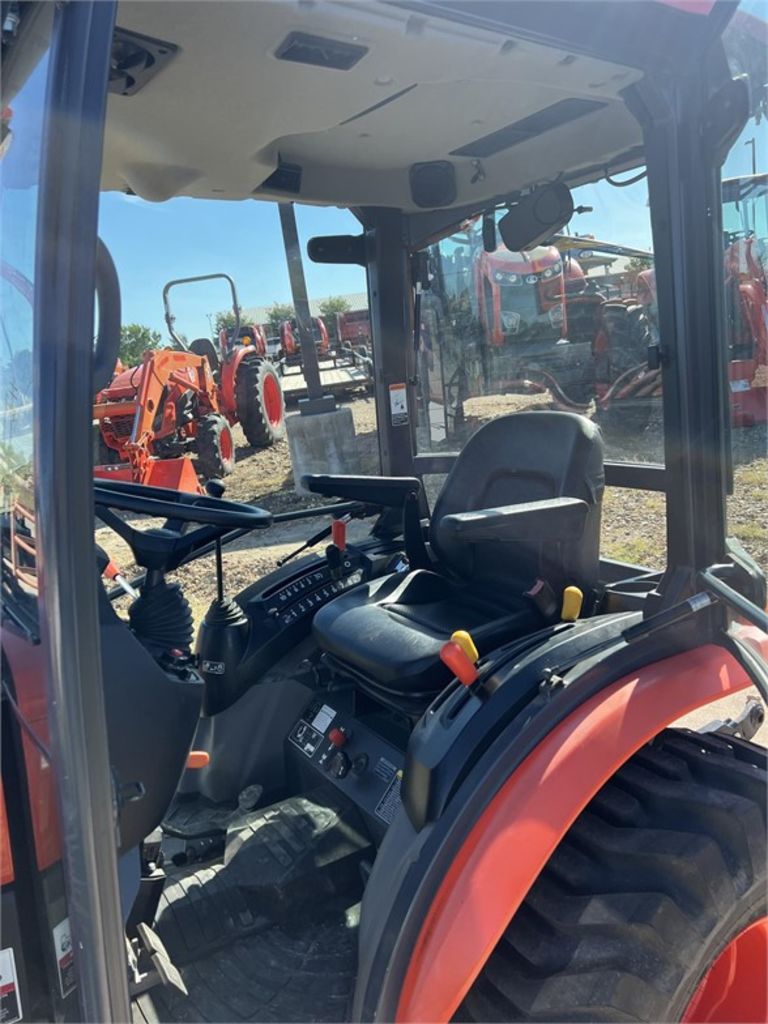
[313,569,539,708]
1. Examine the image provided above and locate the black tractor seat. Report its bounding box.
[311,411,605,713]
[316,569,541,713]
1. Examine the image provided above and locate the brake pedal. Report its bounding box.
[127,922,188,997]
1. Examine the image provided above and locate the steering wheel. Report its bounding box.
[93,479,272,573]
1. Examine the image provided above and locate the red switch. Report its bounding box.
[328,726,348,748]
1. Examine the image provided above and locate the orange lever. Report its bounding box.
[331,518,347,550]
[186,751,210,770]
[440,640,478,687]
[103,559,120,580]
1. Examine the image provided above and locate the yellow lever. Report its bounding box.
[561,586,583,622]
[451,629,479,663]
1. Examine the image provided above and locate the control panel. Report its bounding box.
[264,559,364,629]
[223,546,389,690]
[287,699,405,837]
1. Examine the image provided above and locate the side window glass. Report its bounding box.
[1,45,51,619]
[414,176,660,465]
[722,2,767,580]
[413,176,667,570]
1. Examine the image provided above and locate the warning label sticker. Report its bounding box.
[52,919,75,999]
[388,383,408,426]
[375,771,403,825]
[0,947,22,1023]
[311,704,336,733]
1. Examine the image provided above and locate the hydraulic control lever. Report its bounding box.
[277,510,359,569]
[326,516,350,580]
[277,521,335,568]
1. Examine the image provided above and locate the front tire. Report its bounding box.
[95,431,120,466]
[459,728,767,1022]
[195,413,235,479]
[235,354,286,448]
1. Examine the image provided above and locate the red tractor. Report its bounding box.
[278,314,330,363]
[473,237,647,405]
[609,175,768,429]
[165,273,286,448]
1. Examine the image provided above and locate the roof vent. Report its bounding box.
[260,161,302,194]
[275,32,368,71]
[451,98,607,158]
[108,27,178,96]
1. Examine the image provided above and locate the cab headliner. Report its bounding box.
[103,1,662,211]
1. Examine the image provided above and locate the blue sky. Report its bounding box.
[97,197,367,340]
[98,116,765,341]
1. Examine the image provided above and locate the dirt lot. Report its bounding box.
[197,392,768,582]
[100,392,767,743]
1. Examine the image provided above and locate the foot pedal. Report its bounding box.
[161,787,266,865]
[127,922,188,998]
[237,783,263,813]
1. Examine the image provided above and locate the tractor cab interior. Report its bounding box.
[2,2,767,1022]
[310,411,604,713]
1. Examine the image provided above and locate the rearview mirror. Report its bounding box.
[498,183,574,251]
[307,234,366,266]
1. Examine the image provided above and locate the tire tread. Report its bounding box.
[457,728,767,1023]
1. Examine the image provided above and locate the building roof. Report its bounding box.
[242,292,368,324]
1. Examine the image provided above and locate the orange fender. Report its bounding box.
[396,635,766,1023]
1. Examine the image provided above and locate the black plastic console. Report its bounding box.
[286,693,406,842]
[198,538,403,712]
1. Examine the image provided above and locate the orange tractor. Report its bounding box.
[93,273,285,490]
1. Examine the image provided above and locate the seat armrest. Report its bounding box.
[441,497,588,543]
[302,474,421,507]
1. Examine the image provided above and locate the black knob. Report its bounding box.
[205,478,226,498]
[329,750,351,779]
[352,753,369,776]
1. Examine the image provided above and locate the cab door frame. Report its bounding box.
[31,2,129,1019]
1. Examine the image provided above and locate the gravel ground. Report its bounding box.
[98,392,767,743]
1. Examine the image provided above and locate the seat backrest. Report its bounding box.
[430,411,604,594]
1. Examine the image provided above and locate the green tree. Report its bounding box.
[319,295,352,343]
[265,302,295,335]
[119,323,162,366]
[214,309,240,335]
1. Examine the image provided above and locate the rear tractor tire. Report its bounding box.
[459,728,767,1023]
[235,354,286,448]
[195,413,235,479]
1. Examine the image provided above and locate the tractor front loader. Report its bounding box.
[93,347,231,491]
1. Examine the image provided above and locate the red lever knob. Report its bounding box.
[328,727,347,748]
[439,640,478,687]
[331,518,347,550]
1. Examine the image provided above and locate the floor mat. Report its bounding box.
[152,861,270,966]
[133,906,358,1023]
[135,789,366,1021]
